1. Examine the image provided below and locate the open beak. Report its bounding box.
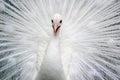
[53,23,60,36]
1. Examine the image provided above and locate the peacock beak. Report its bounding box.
[53,23,60,36]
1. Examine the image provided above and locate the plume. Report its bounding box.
[0,0,120,80]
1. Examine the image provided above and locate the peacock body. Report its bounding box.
[0,0,120,80]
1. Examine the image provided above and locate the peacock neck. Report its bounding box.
[36,31,66,80]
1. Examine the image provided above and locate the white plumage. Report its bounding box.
[0,0,120,80]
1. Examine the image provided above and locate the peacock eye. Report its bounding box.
[60,20,62,23]
[51,19,53,23]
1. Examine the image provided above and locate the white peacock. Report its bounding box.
[0,0,120,80]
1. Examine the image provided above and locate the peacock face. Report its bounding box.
[51,14,62,36]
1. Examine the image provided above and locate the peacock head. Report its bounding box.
[51,13,62,36]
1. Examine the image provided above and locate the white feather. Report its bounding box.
[0,1,5,12]
[0,0,120,80]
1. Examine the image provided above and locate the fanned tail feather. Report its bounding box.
[0,0,120,80]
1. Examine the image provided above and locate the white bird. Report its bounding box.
[0,0,120,80]
[36,14,66,80]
